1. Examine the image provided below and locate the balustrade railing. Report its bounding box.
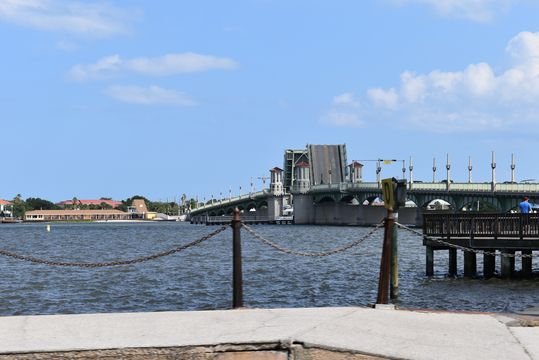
[424,213,539,238]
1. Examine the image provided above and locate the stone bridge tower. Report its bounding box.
[267,167,286,219]
[294,162,310,193]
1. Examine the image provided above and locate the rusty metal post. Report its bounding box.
[376,209,393,304]
[231,208,243,308]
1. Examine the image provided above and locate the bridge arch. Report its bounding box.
[317,196,336,204]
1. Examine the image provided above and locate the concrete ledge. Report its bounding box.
[0,307,536,360]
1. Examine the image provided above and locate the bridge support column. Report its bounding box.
[426,245,434,276]
[522,250,532,277]
[483,250,496,279]
[266,195,284,222]
[463,251,477,278]
[501,251,514,278]
[448,248,457,277]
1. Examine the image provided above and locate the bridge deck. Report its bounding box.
[191,215,293,225]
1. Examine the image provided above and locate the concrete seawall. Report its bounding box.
[0,307,537,359]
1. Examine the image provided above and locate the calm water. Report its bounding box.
[0,222,537,316]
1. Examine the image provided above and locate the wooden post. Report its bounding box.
[522,250,533,277]
[376,210,393,304]
[483,250,496,279]
[463,251,477,277]
[231,208,243,308]
[448,248,457,276]
[390,213,398,300]
[501,251,512,278]
[426,245,434,276]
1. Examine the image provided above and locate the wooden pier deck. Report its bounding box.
[423,213,539,278]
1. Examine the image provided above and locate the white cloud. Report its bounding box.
[367,88,399,109]
[0,0,134,37]
[323,93,364,127]
[68,53,238,81]
[392,0,516,22]
[332,92,360,107]
[104,85,197,106]
[69,55,123,81]
[322,111,363,127]
[327,31,539,133]
[127,53,238,76]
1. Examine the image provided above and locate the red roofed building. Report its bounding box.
[0,199,13,217]
[57,199,122,209]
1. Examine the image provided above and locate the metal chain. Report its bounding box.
[395,222,538,259]
[241,222,383,257]
[0,226,228,267]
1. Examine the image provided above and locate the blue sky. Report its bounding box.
[2,0,539,202]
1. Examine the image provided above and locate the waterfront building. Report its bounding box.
[24,209,131,222]
[0,200,13,217]
[127,199,156,220]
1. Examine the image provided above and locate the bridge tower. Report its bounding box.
[270,167,284,195]
[267,167,287,220]
[294,162,311,193]
[349,161,363,184]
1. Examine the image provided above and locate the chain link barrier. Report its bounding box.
[0,225,228,267]
[395,222,539,259]
[241,222,383,257]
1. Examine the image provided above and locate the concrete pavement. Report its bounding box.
[0,307,537,359]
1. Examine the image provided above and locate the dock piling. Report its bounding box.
[483,250,496,279]
[448,248,457,276]
[231,208,243,308]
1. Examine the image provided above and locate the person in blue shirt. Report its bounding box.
[519,197,532,213]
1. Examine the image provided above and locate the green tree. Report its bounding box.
[25,198,59,211]
[11,194,26,218]
[100,202,113,210]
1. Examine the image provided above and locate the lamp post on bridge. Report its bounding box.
[511,154,516,183]
[432,157,437,183]
[376,160,381,188]
[468,156,473,183]
[446,154,451,190]
[409,157,413,187]
[491,151,497,191]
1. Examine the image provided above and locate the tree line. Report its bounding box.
[5,194,197,218]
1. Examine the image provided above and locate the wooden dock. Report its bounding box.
[423,213,539,278]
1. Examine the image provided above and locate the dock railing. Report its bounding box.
[423,212,539,239]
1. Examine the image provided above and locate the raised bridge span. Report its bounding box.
[189,181,539,226]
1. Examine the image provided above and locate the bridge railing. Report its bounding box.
[423,213,539,238]
[193,190,268,212]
